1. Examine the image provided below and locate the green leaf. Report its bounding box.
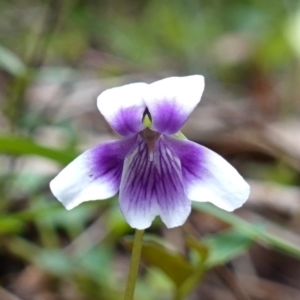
[186,236,209,264]
[123,236,195,288]
[177,231,252,300]
[0,135,77,164]
[202,229,253,268]
[174,237,207,300]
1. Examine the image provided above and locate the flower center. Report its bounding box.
[142,108,152,128]
[140,127,160,162]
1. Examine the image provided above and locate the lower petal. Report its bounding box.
[164,136,250,211]
[119,136,191,229]
[50,137,137,210]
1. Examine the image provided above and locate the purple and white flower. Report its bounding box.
[50,75,250,230]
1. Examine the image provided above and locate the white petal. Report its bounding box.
[97,83,148,137]
[144,75,205,134]
[50,138,136,210]
[164,136,250,211]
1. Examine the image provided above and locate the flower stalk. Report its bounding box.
[124,229,145,300]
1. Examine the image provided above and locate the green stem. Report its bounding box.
[124,229,144,300]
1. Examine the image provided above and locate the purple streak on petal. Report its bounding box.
[163,135,207,184]
[110,107,145,137]
[149,100,187,135]
[119,135,191,229]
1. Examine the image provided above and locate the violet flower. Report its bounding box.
[50,75,249,229]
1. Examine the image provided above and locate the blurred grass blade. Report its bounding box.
[193,203,300,258]
[0,215,25,234]
[0,135,77,164]
[0,45,26,76]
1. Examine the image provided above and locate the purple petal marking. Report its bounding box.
[97,82,147,137]
[90,136,138,183]
[145,75,204,135]
[164,136,250,211]
[111,106,145,137]
[149,100,188,135]
[119,135,191,229]
[50,136,137,210]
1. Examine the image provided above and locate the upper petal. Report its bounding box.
[164,136,250,211]
[145,75,204,135]
[50,137,137,210]
[119,135,191,229]
[97,83,148,137]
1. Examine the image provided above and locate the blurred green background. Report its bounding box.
[1,1,300,299]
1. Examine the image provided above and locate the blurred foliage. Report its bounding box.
[0,0,300,299]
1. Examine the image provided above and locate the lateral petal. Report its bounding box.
[50,137,137,210]
[145,75,204,135]
[97,83,148,137]
[119,136,191,229]
[165,136,250,211]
